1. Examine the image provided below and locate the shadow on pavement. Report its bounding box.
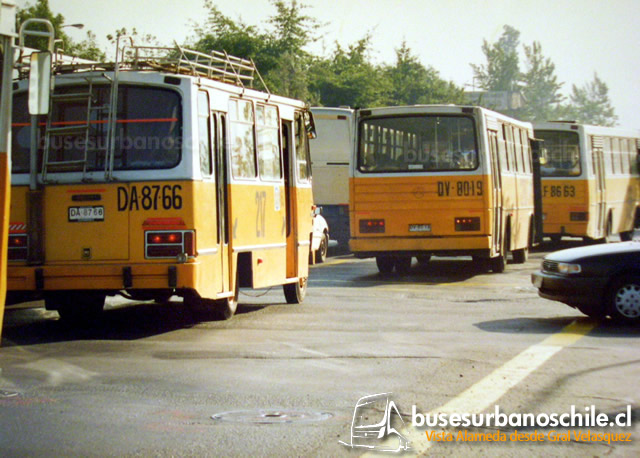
[475,316,640,338]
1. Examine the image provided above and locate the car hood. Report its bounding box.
[545,241,640,263]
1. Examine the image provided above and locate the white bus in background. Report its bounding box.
[309,107,354,248]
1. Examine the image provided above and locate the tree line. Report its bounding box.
[18,0,618,126]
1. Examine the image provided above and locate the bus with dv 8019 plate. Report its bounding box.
[534,121,640,242]
[7,39,315,321]
[350,105,541,274]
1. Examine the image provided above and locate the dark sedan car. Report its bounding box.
[532,241,640,322]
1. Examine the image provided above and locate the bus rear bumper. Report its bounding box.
[7,262,198,292]
[349,235,492,258]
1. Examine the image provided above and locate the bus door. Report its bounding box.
[214,112,230,293]
[282,113,312,280]
[488,130,503,255]
[593,146,607,237]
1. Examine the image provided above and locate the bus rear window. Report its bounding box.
[358,115,478,173]
[12,84,182,173]
[536,130,581,177]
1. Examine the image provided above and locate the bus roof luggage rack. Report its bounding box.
[129,43,268,91]
[21,41,271,93]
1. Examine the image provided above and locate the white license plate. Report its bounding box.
[68,206,104,222]
[409,224,431,232]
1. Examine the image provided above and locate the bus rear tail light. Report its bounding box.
[145,230,196,260]
[570,212,588,222]
[359,219,385,233]
[8,234,28,261]
[455,217,480,232]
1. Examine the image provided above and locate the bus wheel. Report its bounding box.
[620,230,633,242]
[215,278,239,320]
[316,232,329,263]
[395,256,412,274]
[608,275,640,323]
[284,277,307,304]
[376,256,395,274]
[512,247,528,264]
[417,255,431,265]
[489,254,506,273]
[48,291,106,323]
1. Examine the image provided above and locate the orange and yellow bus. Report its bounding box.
[534,122,640,242]
[350,105,539,273]
[7,42,315,321]
[0,1,17,337]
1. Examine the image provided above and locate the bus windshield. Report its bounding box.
[536,130,581,177]
[358,115,477,173]
[12,84,182,173]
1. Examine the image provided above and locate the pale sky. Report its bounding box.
[16,0,640,129]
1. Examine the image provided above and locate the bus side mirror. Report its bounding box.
[305,111,317,139]
[28,51,51,115]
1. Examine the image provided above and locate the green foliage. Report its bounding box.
[17,3,619,126]
[308,36,390,108]
[564,73,618,127]
[520,41,564,121]
[67,31,106,61]
[471,25,521,92]
[384,42,465,106]
[472,25,617,126]
[17,0,104,60]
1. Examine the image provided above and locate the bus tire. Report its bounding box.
[48,291,106,323]
[215,274,239,320]
[620,230,633,242]
[284,276,307,304]
[512,247,528,264]
[376,256,395,274]
[316,232,329,263]
[417,255,431,265]
[490,254,506,273]
[607,275,640,323]
[395,256,412,274]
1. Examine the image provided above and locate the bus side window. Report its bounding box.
[500,124,510,171]
[229,99,257,179]
[198,91,212,177]
[604,137,612,175]
[513,127,523,173]
[256,104,282,181]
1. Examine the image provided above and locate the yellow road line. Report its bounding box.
[362,319,596,456]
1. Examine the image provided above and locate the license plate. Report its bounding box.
[68,206,104,222]
[409,224,431,232]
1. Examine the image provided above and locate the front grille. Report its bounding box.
[543,260,559,273]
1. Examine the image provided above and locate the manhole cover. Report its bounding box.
[0,390,19,398]
[212,409,332,424]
